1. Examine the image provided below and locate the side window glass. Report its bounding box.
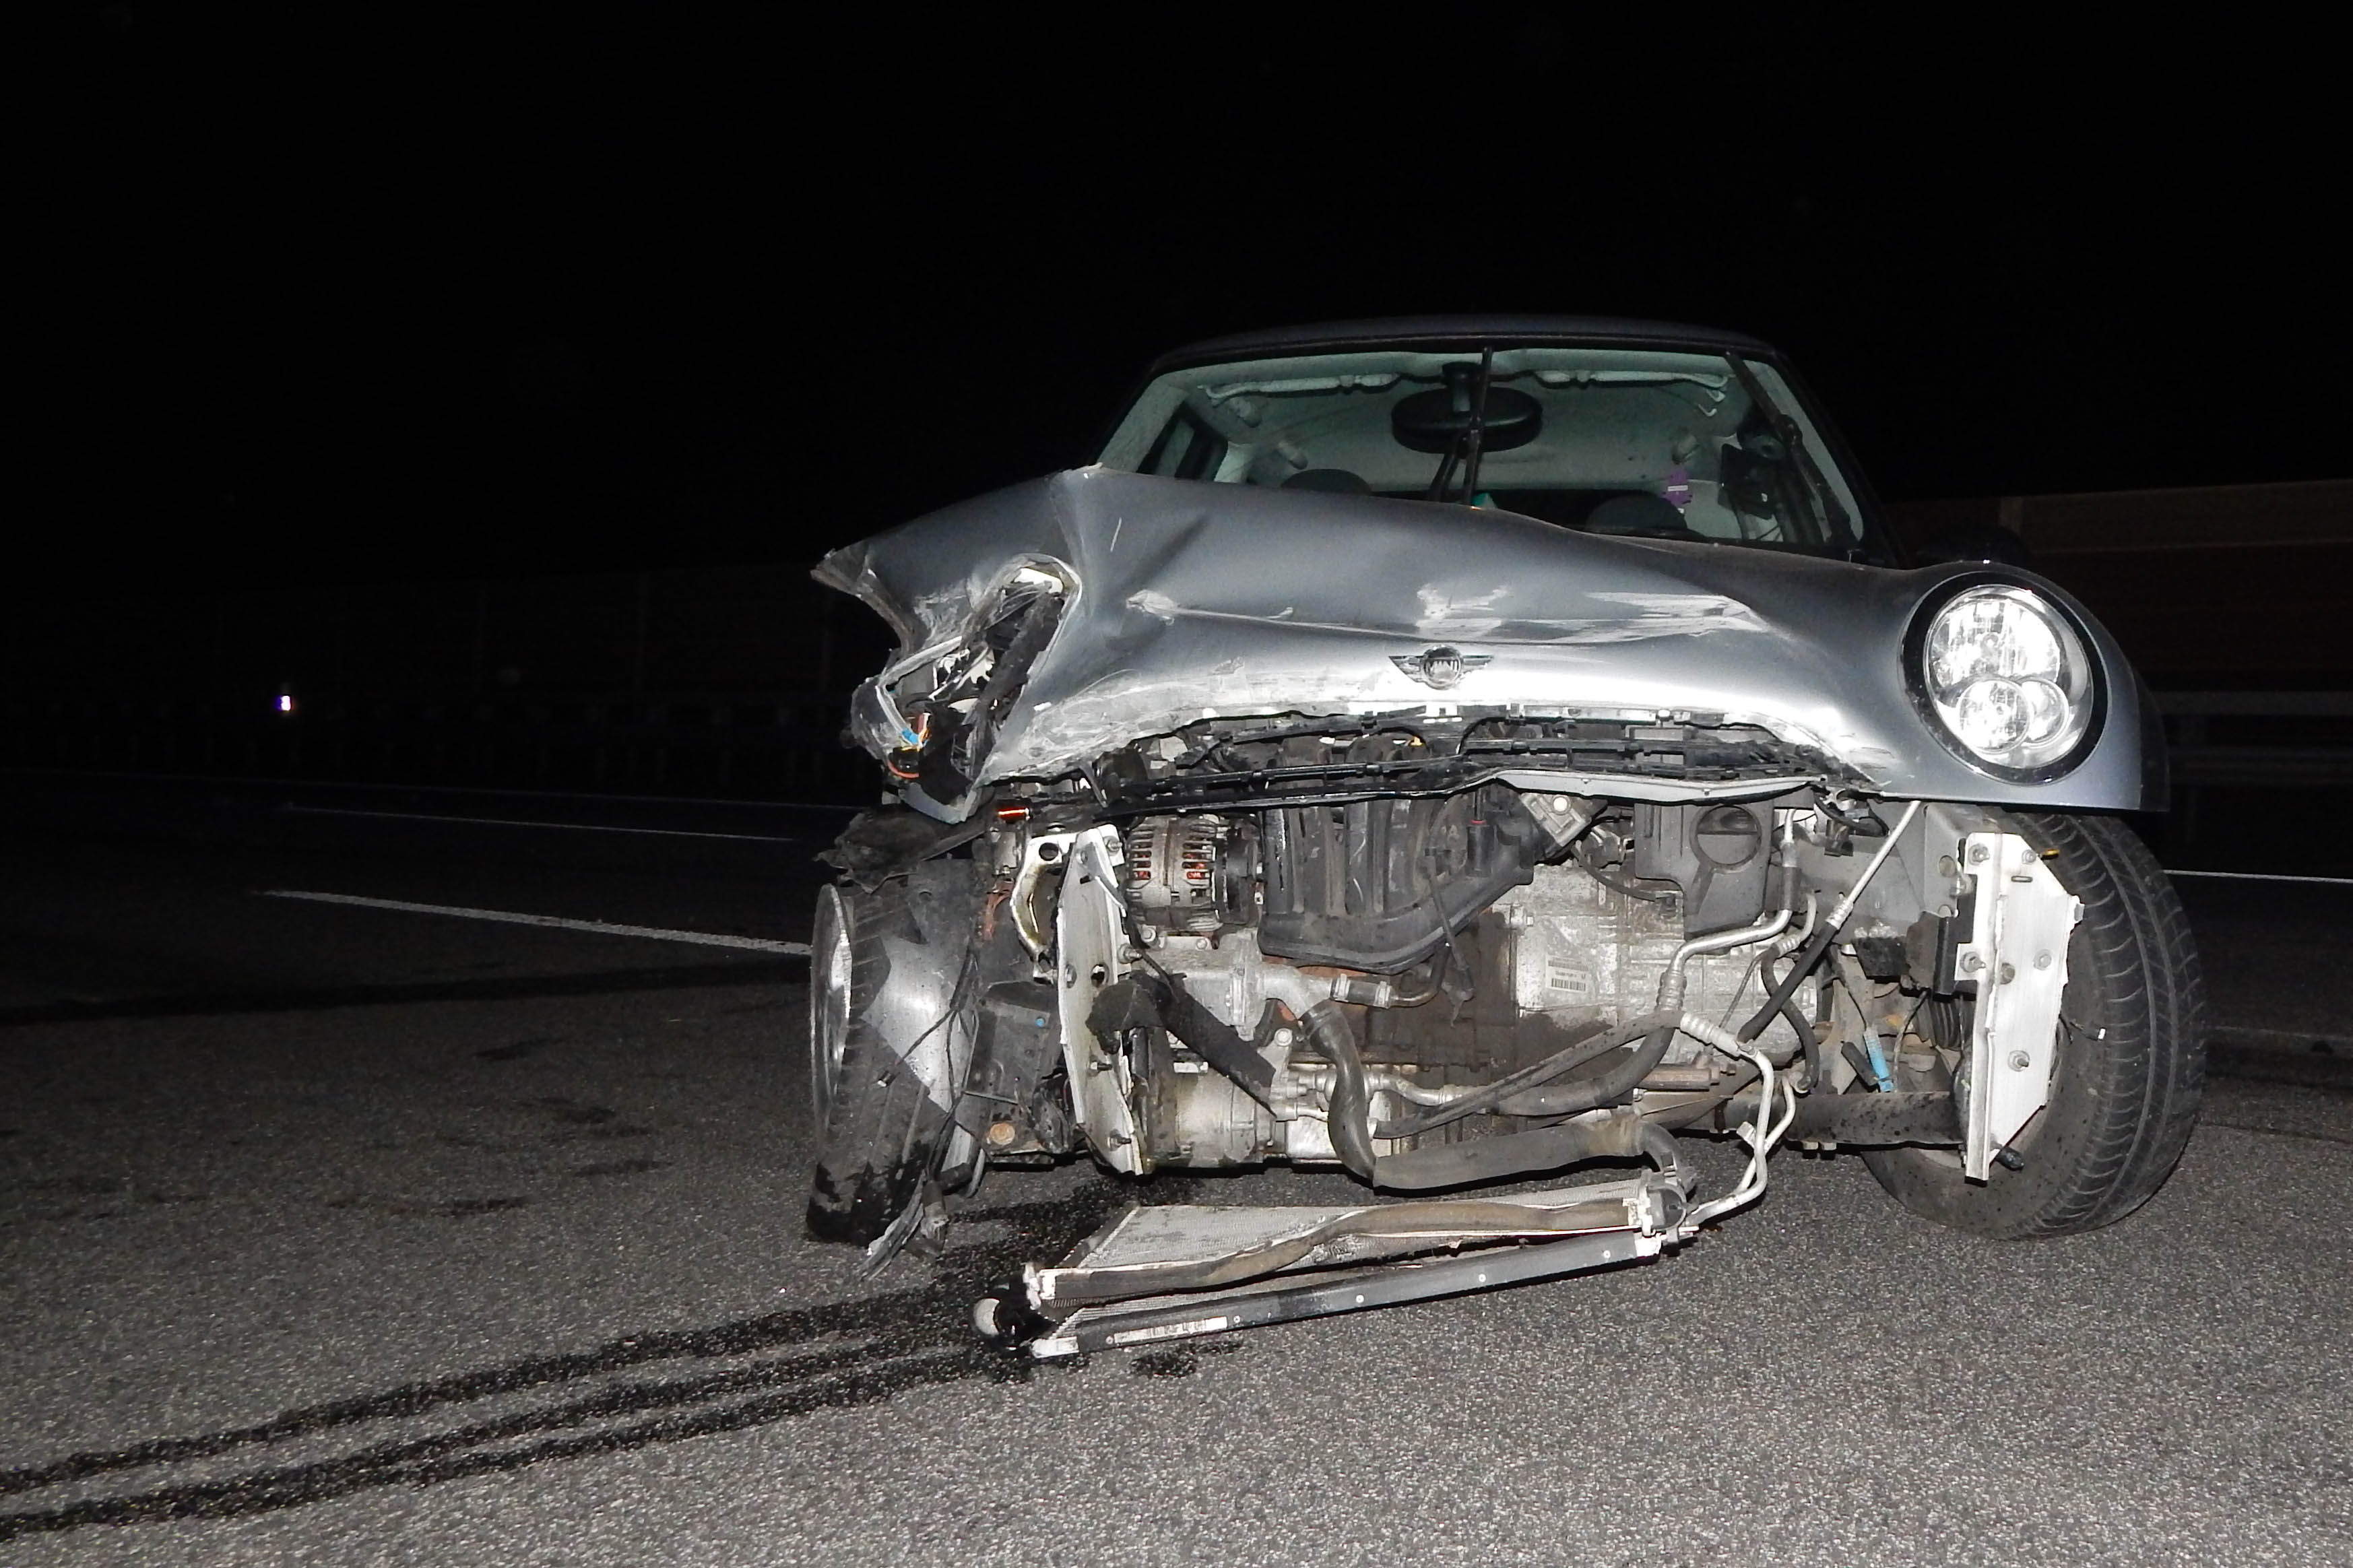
[1139,405,1229,482]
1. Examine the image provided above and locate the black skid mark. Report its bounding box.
[531,1097,617,1125]
[0,1177,1173,1538]
[474,1038,558,1061]
[1129,1337,1242,1379]
[320,1195,530,1219]
[1129,1348,1197,1377]
[1,1348,1012,1535]
[567,1159,666,1178]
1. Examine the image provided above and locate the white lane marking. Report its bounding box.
[258,890,811,954]
[2212,1025,2352,1048]
[282,804,794,843]
[2168,869,2353,887]
[2,763,860,812]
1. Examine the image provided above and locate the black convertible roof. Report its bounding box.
[1151,315,1776,374]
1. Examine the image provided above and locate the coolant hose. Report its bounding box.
[1310,1002,1704,1194]
[1497,1016,1681,1121]
[1374,1009,1679,1138]
[1369,1107,1696,1194]
[1373,1107,1648,1191]
[1738,925,1837,1043]
[1303,1001,1378,1183]
[1754,954,1817,1064]
[1638,1119,1694,1193]
[1736,799,1921,1045]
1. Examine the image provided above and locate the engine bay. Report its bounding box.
[934,756,2004,1187]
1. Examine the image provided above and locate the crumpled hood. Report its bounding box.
[815,467,2159,811]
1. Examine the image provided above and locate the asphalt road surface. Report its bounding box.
[5,772,2353,1566]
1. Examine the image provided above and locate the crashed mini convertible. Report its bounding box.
[808,316,2203,1354]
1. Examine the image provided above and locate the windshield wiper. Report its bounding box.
[1726,355,1859,556]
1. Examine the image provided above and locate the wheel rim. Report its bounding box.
[810,885,854,1125]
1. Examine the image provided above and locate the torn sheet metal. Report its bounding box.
[814,467,2158,816]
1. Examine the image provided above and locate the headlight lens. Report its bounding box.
[1919,585,2094,771]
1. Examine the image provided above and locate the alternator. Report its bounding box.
[1124,815,1230,936]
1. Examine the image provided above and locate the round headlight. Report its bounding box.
[1916,584,2095,773]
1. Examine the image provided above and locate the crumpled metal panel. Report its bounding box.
[814,467,2159,814]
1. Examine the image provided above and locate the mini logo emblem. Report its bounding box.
[1391,646,1491,689]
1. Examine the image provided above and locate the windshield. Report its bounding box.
[1099,344,1892,562]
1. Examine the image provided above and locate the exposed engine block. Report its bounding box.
[1128,845,1801,1170]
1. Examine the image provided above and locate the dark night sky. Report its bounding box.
[14,9,2347,599]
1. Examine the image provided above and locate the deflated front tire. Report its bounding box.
[804,868,977,1245]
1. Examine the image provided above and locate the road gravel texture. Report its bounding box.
[3,781,2351,1565]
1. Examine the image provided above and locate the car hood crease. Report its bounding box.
[815,467,2156,812]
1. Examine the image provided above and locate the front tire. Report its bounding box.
[805,863,979,1245]
[1862,811,2205,1238]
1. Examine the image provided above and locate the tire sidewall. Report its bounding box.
[1861,810,2203,1238]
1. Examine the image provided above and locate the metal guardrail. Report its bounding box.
[2156,692,2353,789]
[2155,692,2353,715]
[0,693,877,804]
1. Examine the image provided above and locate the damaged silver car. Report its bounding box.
[807,316,2203,1355]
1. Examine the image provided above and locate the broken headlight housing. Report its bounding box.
[1912,583,2098,778]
